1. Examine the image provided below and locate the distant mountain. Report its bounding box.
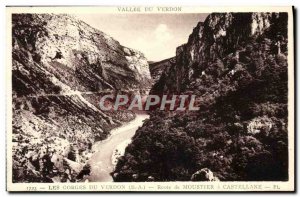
[114,13,289,182]
[148,57,175,84]
[12,14,151,182]
[147,61,156,64]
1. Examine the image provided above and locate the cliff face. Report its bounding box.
[114,12,289,182]
[12,14,151,96]
[12,14,151,182]
[152,13,287,94]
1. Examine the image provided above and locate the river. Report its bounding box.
[87,113,149,182]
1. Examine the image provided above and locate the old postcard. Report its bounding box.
[6,6,294,192]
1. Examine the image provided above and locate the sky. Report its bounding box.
[76,14,209,61]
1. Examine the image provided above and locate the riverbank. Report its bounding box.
[87,113,149,182]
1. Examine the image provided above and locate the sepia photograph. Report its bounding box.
[6,6,294,192]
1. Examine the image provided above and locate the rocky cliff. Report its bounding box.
[12,14,151,183]
[114,12,289,181]
[152,12,287,95]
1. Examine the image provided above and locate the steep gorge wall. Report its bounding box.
[12,14,151,182]
[152,13,287,94]
[114,12,289,182]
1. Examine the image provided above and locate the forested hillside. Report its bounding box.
[113,12,289,182]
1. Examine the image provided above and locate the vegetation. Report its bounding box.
[113,13,289,182]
